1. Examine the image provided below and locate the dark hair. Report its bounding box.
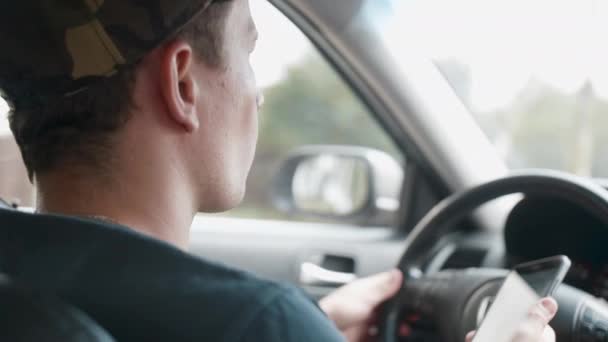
[8,2,231,180]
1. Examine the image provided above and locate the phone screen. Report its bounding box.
[473,256,571,342]
[473,272,539,342]
[515,256,572,297]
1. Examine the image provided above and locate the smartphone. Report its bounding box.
[473,255,571,342]
[514,255,572,297]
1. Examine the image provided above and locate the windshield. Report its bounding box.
[379,0,608,177]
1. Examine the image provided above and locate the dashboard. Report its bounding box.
[426,195,608,300]
[504,195,608,300]
[566,262,608,298]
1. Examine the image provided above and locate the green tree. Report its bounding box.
[257,54,400,158]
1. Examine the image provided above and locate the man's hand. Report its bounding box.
[319,269,403,342]
[466,298,558,342]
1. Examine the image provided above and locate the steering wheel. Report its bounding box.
[379,170,608,342]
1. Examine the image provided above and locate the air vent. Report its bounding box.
[441,247,487,270]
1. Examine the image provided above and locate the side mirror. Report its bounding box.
[273,145,404,226]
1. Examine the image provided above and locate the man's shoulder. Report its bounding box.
[87,230,343,342]
[234,282,345,342]
[132,246,344,341]
[0,209,343,341]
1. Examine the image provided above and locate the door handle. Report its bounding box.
[299,262,356,287]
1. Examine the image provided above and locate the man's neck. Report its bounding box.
[35,163,195,250]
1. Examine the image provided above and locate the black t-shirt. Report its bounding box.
[0,208,345,341]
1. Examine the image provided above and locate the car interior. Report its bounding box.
[1,0,608,341]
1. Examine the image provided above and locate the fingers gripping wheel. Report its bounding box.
[379,170,608,342]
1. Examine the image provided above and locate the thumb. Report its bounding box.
[364,269,403,304]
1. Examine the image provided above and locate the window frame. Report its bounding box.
[246,0,449,233]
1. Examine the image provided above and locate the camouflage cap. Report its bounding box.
[0,0,223,110]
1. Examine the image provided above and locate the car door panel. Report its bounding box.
[189,216,405,299]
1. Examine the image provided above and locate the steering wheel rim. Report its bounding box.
[380,169,608,342]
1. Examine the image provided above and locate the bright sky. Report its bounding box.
[382,0,608,112]
[250,0,311,88]
[0,100,8,135]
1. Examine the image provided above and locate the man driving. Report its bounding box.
[0,0,556,341]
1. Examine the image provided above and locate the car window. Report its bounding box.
[0,1,404,221]
[384,0,608,177]
[221,0,403,223]
[0,101,34,207]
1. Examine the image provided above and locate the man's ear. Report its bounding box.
[159,40,200,132]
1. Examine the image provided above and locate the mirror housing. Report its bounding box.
[273,145,404,226]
